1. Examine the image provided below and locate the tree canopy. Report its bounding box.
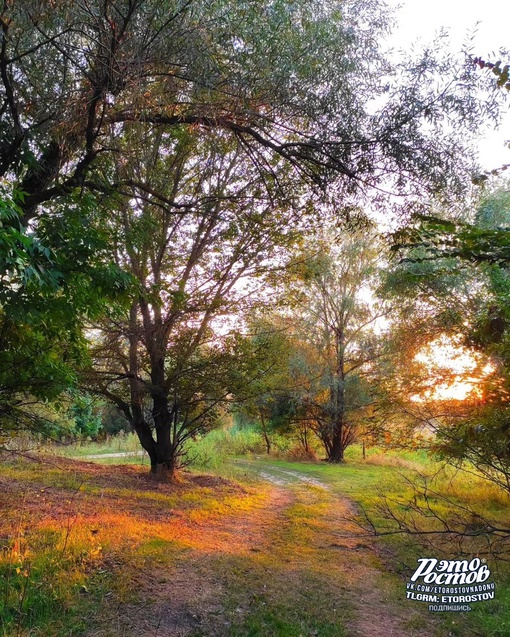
[0,0,497,221]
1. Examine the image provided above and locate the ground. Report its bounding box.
[0,452,451,637]
[86,462,433,637]
[5,449,509,637]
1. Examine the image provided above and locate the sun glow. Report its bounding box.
[411,336,493,402]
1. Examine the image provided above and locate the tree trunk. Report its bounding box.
[132,418,158,467]
[151,454,178,481]
[260,412,271,454]
[303,425,310,454]
[326,328,347,463]
[130,404,180,481]
[151,395,180,481]
[328,422,345,463]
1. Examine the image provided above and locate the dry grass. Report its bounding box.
[0,451,431,637]
[3,450,507,637]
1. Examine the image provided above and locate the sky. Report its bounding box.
[385,0,509,170]
[369,2,509,385]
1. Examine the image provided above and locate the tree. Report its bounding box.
[276,229,390,462]
[234,319,298,455]
[84,128,303,477]
[0,0,502,467]
[388,184,510,493]
[474,57,510,92]
[68,392,103,439]
[0,186,129,442]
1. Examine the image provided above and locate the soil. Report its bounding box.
[84,462,432,637]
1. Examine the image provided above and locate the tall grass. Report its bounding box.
[47,425,274,469]
[46,427,436,471]
[184,425,323,469]
[0,495,103,636]
[185,427,267,469]
[45,432,142,457]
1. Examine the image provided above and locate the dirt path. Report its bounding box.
[86,461,434,637]
[242,462,432,637]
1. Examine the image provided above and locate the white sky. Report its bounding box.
[385,0,510,170]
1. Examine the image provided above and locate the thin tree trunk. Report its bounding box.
[326,327,346,462]
[260,412,271,454]
[303,425,310,453]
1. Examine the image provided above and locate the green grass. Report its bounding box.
[185,427,268,469]
[214,558,349,637]
[0,454,269,637]
[47,432,142,457]
[234,455,510,637]
[0,521,107,637]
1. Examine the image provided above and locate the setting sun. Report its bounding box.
[411,336,493,402]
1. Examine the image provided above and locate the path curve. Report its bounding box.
[87,460,435,637]
[242,460,434,637]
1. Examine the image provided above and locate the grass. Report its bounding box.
[0,501,104,636]
[3,430,510,637]
[208,555,351,637]
[0,449,392,637]
[48,426,313,468]
[46,431,143,457]
[234,455,510,637]
[0,454,270,637]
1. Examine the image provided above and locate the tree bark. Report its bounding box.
[328,422,345,462]
[131,418,157,467]
[326,327,346,462]
[260,412,271,454]
[150,394,180,480]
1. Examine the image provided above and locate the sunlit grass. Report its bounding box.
[235,455,510,637]
[3,431,510,637]
[0,452,370,637]
[0,455,267,636]
[47,432,142,457]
